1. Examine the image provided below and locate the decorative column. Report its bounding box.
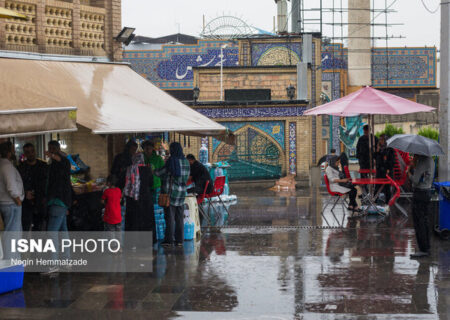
[35,0,45,52]
[289,122,297,175]
[72,0,81,55]
[348,0,371,88]
[104,0,122,61]
[0,0,6,49]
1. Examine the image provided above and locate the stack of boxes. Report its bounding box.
[154,203,166,241]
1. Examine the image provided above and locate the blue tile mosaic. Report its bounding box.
[322,72,341,101]
[289,122,297,174]
[124,41,436,90]
[321,45,436,88]
[196,106,306,119]
[322,72,342,151]
[251,43,302,66]
[212,121,285,152]
[123,40,238,89]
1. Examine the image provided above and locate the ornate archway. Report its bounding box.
[213,125,285,181]
[257,46,300,66]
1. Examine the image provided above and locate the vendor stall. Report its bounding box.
[0,56,233,232]
[0,57,232,140]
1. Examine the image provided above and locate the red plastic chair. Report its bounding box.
[205,176,229,221]
[393,149,411,186]
[385,174,401,207]
[323,174,349,213]
[392,149,412,205]
[344,165,351,179]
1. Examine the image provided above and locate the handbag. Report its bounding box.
[158,176,173,208]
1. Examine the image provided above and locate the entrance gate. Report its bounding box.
[217,127,282,181]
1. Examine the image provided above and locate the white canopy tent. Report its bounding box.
[0,57,231,141]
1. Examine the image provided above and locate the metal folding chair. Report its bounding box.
[196,181,210,225]
[205,176,229,219]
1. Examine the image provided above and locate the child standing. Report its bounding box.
[102,176,122,249]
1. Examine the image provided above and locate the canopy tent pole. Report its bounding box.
[368,114,375,200]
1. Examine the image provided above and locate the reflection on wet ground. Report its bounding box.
[0,188,449,319]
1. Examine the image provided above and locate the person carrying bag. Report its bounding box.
[155,142,190,247]
[158,177,172,208]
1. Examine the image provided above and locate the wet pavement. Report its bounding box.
[0,188,450,319]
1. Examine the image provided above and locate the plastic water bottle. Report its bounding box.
[184,221,195,240]
[223,183,229,196]
[215,167,224,177]
[184,209,190,223]
[199,144,208,165]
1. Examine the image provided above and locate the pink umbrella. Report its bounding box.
[304,86,435,116]
[306,86,436,202]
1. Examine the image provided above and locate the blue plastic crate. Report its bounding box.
[155,219,166,241]
[0,263,24,295]
[435,182,450,231]
[155,212,164,221]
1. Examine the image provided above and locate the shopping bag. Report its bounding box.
[158,177,173,208]
[158,193,170,208]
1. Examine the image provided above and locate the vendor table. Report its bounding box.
[184,195,201,239]
[358,169,376,175]
[351,177,401,216]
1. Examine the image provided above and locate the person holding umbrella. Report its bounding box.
[387,134,444,258]
[407,154,435,258]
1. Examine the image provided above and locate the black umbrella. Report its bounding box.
[387,134,445,157]
[317,154,335,166]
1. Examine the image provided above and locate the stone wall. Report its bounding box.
[374,92,439,131]
[0,0,122,60]
[195,67,301,101]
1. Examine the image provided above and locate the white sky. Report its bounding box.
[122,0,441,49]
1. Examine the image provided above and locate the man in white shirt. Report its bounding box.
[0,142,24,231]
[0,142,24,259]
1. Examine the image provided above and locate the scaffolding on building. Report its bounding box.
[293,0,405,90]
[289,0,405,153]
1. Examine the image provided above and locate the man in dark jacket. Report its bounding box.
[18,143,48,231]
[356,125,378,177]
[186,154,213,195]
[46,140,72,232]
[374,134,395,203]
[43,140,72,274]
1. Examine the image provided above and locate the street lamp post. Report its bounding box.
[220,44,228,101]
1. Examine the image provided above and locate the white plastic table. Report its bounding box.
[184,195,201,240]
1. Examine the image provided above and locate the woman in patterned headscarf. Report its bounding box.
[124,153,156,243]
[155,142,190,247]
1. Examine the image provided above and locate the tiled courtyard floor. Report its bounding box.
[0,188,449,319]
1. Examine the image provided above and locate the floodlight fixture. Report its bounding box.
[193,87,200,102]
[115,27,136,45]
[286,85,296,100]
